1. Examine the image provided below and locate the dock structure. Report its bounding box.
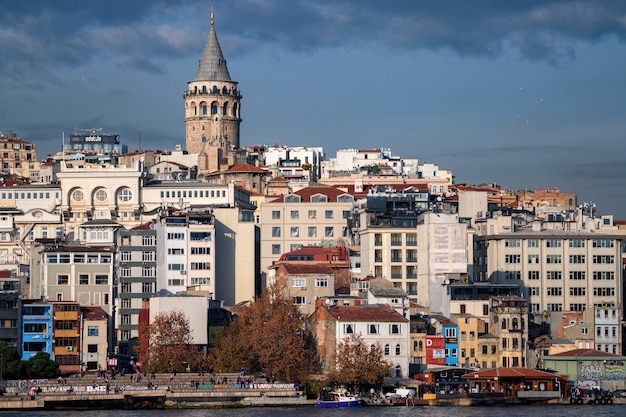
[0,372,309,410]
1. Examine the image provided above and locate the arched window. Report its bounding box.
[202,136,207,143]
[223,103,228,115]
[501,319,507,330]
[211,103,218,114]
[117,188,132,203]
[202,85,207,93]
[413,341,418,351]
[418,341,423,351]
[233,103,238,117]
[202,105,207,115]
[512,318,519,330]
[395,344,401,355]
[212,85,218,93]
[384,344,390,356]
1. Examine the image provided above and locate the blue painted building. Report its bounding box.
[21,301,53,360]
[443,323,459,366]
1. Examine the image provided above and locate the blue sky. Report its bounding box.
[1,1,625,218]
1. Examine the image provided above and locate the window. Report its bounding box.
[505,254,520,264]
[570,287,586,296]
[528,271,540,280]
[396,344,401,355]
[118,188,132,202]
[272,244,281,255]
[546,271,562,280]
[569,255,586,264]
[546,254,562,264]
[528,254,540,264]
[384,344,390,355]
[325,227,334,237]
[292,278,306,288]
[389,324,401,334]
[87,326,99,337]
[315,278,328,287]
[271,227,281,237]
[293,296,306,305]
[547,287,562,296]
[142,282,154,293]
[593,255,615,264]
[569,239,585,248]
[290,210,299,219]
[444,328,457,338]
[325,210,333,219]
[95,189,107,202]
[308,210,316,219]
[368,324,379,334]
[505,239,520,247]
[527,239,539,248]
[57,275,69,285]
[79,274,89,285]
[308,227,317,238]
[546,239,562,248]
[290,227,299,237]
[71,190,84,202]
[593,271,615,280]
[344,324,355,334]
[570,271,586,280]
[592,239,614,248]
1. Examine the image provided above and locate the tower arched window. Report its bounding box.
[223,103,228,115]
[211,104,218,114]
[233,103,238,117]
[212,85,218,93]
[202,105,207,115]
[202,86,207,93]
[202,136,207,143]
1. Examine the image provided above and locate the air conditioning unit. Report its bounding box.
[44,334,50,339]
[180,270,187,275]
[65,346,73,351]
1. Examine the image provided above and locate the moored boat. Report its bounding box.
[315,389,363,408]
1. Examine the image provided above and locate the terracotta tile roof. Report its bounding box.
[461,367,559,379]
[277,263,335,275]
[271,186,355,203]
[323,304,407,322]
[269,176,289,183]
[131,222,153,231]
[81,306,108,320]
[224,163,269,173]
[0,270,12,278]
[547,348,620,357]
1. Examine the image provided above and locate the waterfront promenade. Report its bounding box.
[0,371,310,410]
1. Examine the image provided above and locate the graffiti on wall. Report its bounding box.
[604,360,625,380]
[579,361,602,383]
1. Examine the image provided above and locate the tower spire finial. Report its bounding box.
[210,5,214,26]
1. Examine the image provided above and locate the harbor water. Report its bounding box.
[0,405,624,417]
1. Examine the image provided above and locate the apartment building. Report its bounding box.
[0,132,37,175]
[52,301,81,375]
[491,296,528,367]
[260,186,355,276]
[356,186,429,303]
[474,216,624,316]
[117,224,157,357]
[21,300,53,360]
[154,210,215,295]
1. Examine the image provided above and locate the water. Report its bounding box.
[0,405,623,417]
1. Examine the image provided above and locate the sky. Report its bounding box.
[1,1,625,218]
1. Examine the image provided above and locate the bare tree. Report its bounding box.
[139,310,205,373]
[329,334,391,392]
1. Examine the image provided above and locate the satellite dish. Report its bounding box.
[179,171,188,180]
[197,174,204,179]
[171,172,180,180]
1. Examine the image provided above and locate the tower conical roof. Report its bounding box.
[194,14,231,82]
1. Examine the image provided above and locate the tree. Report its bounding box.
[0,342,23,380]
[209,285,318,382]
[329,334,391,392]
[138,310,206,373]
[22,352,60,379]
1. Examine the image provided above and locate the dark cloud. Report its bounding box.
[2,0,626,87]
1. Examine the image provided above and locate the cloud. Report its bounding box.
[2,1,626,88]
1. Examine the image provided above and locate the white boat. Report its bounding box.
[315,390,363,408]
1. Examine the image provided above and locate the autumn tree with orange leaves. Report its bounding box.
[208,285,318,382]
[137,310,206,373]
[329,333,391,392]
